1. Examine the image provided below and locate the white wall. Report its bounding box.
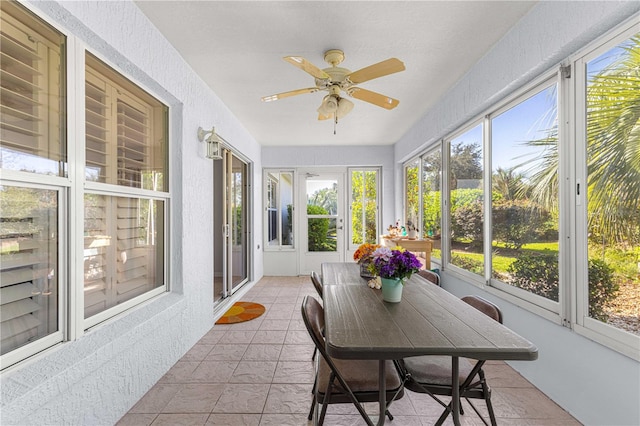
[393,2,640,425]
[0,1,263,424]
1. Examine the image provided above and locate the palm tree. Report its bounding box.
[526,34,640,245]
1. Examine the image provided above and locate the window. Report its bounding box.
[83,54,168,325]
[575,27,640,350]
[264,170,294,248]
[421,149,442,259]
[404,159,420,231]
[349,168,380,248]
[490,82,560,308]
[402,20,639,358]
[1,1,66,366]
[0,1,170,368]
[448,123,484,276]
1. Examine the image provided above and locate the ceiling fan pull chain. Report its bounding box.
[334,116,337,135]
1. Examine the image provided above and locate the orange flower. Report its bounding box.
[353,243,382,262]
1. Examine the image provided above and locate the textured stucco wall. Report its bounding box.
[393,2,640,425]
[0,1,262,424]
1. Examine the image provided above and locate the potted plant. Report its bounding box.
[369,246,422,302]
[353,243,381,278]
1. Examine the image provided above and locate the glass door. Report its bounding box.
[213,149,250,303]
[300,171,344,274]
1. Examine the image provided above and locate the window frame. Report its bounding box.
[444,117,485,285]
[263,169,295,251]
[0,1,173,369]
[401,16,640,359]
[572,20,640,359]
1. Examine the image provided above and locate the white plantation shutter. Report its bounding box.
[84,56,167,321]
[115,197,152,301]
[0,187,58,355]
[0,5,63,173]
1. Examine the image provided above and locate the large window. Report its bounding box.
[448,123,484,276]
[576,28,640,348]
[83,54,168,325]
[349,168,380,248]
[403,21,639,358]
[0,1,170,368]
[490,82,559,307]
[1,1,66,366]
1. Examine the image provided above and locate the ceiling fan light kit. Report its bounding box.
[261,49,405,133]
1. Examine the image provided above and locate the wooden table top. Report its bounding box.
[321,262,538,361]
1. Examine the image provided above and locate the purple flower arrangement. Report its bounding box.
[370,246,422,281]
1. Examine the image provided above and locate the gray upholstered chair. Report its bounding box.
[395,295,501,426]
[302,296,404,425]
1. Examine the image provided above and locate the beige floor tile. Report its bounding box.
[242,344,282,361]
[263,383,314,414]
[272,361,315,384]
[230,360,278,384]
[158,361,200,383]
[212,384,270,414]
[119,276,580,426]
[150,413,209,425]
[189,361,238,383]
[278,344,314,361]
[162,383,225,413]
[251,330,287,344]
[205,344,248,361]
[205,413,261,425]
[116,413,157,426]
[129,384,182,413]
[258,413,312,425]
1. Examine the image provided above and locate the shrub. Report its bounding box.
[451,200,483,247]
[492,200,549,249]
[507,253,618,319]
[307,204,331,251]
[450,253,484,275]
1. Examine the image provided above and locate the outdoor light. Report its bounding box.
[197,126,223,160]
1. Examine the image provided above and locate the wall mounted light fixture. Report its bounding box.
[197,126,223,160]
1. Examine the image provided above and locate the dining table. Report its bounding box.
[320,262,538,426]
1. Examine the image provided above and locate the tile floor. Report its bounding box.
[117,276,581,426]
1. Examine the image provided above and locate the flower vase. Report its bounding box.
[359,258,376,278]
[381,277,403,302]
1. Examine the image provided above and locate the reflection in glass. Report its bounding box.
[491,84,559,302]
[448,124,484,275]
[0,185,59,355]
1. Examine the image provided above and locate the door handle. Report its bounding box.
[337,226,343,230]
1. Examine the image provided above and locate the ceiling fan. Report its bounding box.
[261,49,405,123]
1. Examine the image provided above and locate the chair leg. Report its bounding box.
[385,409,394,420]
[480,370,498,426]
[307,393,315,421]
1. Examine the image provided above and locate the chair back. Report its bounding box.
[461,295,503,324]
[310,271,323,298]
[417,269,440,286]
[301,295,326,349]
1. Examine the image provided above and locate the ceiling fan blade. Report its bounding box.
[346,58,405,84]
[348,87,399,110]
[284,56,330,80]
[261,87,319,102]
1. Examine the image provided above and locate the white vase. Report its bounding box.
[407,230,418,239]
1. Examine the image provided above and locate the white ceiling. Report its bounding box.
[135,1,536,147]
